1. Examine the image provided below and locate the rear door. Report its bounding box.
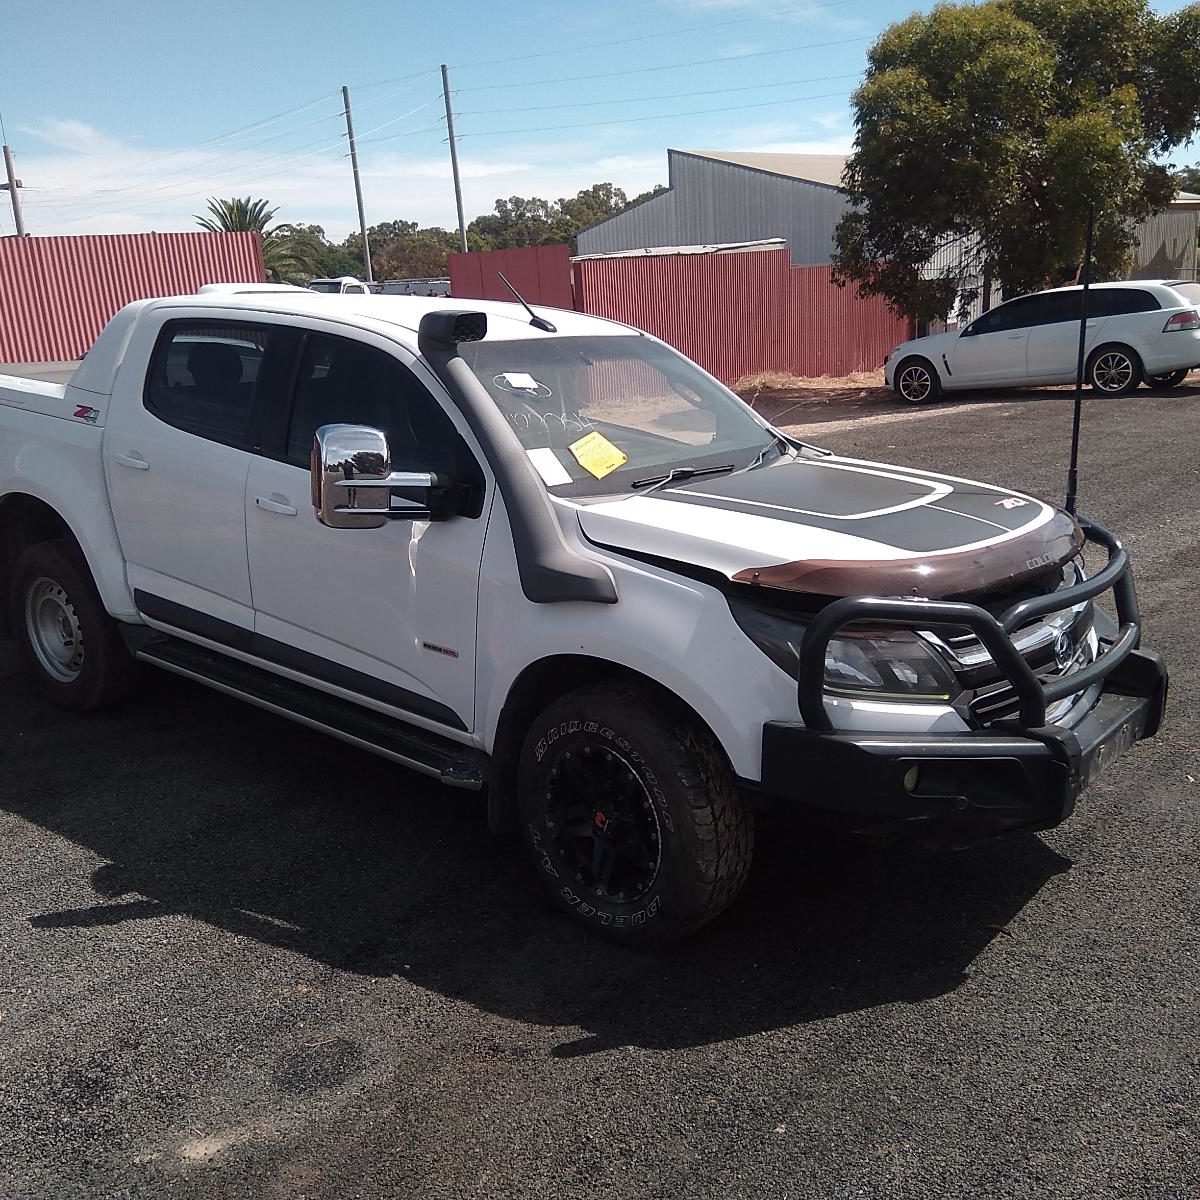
[949,296,1040,384]
[1024,292,1094,381]
[104,314,292,638]
[243,326,492,733]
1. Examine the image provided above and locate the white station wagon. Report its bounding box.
[885,279,1200,402]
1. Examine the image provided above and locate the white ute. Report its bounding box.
[0,292,1168,942]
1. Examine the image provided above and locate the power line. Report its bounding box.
[452,0,864,69]
[454,34,874,92]
[455,72,863,116]
[31,75,437,217]
[456,88,854,139]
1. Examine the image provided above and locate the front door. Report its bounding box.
[245,328,492,734]
[949,295,1041,385]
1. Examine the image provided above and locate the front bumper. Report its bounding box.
[757,648,1167,843]
[752,518,1168,845]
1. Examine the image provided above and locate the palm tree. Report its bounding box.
[195,196,278,234]
[195,196,311,282]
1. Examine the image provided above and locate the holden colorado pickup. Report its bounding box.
[0,290,1168,943]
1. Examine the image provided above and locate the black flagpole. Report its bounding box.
[1065,202,1095,516]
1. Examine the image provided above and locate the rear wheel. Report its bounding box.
[1087,345,1142,397]
[1145,369,1189,389]
[10,540,138,710]
[894,357,941,404]
[517,683,753,944]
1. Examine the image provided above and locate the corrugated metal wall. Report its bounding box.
[573,248,908,384]
[1131,206,1199,281]
[576,151,850,266]
[0,231,264,362]
[448,244,573,309]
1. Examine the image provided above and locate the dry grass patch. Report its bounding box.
[733,368,885,398]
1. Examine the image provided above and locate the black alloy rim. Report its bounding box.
[542,742,662,903]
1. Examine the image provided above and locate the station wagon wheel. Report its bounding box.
[1087,345,1141,397]
[1145,369,1189,389]
[894,357,940,404]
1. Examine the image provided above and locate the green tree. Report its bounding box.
[1174,163,1200,194]
[466,182,637,251]
[831,0,1200,320]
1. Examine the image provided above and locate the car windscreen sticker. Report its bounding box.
[568,431,628,479]
[527,447,573,486]
[493,371,552,398]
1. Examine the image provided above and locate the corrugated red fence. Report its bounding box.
[450,243,909,385]
[574,251,908,384]
[448,245,573,311]
[0,232,264,362]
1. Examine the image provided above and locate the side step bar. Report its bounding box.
[135,636,488,790]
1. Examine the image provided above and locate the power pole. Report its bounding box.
[2,145,27,236]
[342,85,372,283]
[441,64,468,254]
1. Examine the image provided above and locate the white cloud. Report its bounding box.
[662,0,870,34]
[8,121,671,241]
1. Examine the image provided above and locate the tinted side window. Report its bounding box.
[1039,292,1083,324]
[971,296,1039,334]
[285,334,476,479]
[145,321,274,448]
[1087,288,1161,317]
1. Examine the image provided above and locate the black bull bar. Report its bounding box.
[796,518,1160,733]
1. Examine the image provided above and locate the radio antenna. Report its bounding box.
[1065,201,1095,516]
[497,271,557,333]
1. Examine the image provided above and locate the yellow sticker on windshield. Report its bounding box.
[568,431,628,479]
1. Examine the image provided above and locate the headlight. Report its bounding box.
[729,600,959,702]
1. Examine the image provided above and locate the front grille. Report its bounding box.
[961,607,1096,727]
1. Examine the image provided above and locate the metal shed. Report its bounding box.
[576,150,850,267]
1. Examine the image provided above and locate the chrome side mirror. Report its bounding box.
[311,424,441,528]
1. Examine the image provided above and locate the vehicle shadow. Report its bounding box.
[2,661,1071,1054]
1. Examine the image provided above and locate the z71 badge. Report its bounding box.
[73,405,100,424]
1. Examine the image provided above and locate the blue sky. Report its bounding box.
[2,0,1196,240]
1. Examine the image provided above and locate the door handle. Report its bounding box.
[1006,333,1024,339]
[255,495,298,517]
[115,452,149,470]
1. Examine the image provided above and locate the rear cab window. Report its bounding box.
[144,320,283,450]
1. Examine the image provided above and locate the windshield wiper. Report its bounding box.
[630,463,736,495]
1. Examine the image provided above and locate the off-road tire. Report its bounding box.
[893,356,941,404]
[1087,344,1142,397]
[518,683,753,945]
[10,539,138,710]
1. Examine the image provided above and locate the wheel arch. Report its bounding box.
[486,653,731,834]
[0,486,135,637]
[0,493,86,639]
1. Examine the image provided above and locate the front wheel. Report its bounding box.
[893,357,941,404]
[1087,345,1142,397]
[10,540,138,710]
[1145,369,1189,389]
[518,684,753,944]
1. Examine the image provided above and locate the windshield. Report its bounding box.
[308,280,342,293]
[458,334,775,497]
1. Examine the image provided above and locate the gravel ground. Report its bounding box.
[1,385,1197,1199]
